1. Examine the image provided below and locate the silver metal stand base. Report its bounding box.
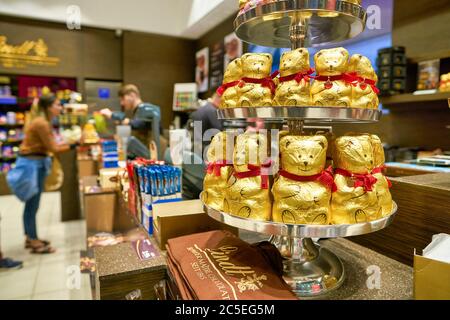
[270,236,345,298]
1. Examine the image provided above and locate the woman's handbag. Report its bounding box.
[44,156,64,191]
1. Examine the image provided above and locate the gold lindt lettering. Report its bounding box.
[0,36,59,68]
[206,246,255,277]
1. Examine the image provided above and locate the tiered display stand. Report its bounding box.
[202,0,397,297]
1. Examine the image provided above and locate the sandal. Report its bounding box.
[25,239,51,249]
[30,245,56,254]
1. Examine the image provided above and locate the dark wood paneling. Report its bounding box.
[0,15,122,81]
[59,149,81,221]
[123,31,196,129]
[350,173,450,266]
[0,20,83,77]
[82,29,122,81]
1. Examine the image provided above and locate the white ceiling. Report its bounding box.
[0,0,237,39]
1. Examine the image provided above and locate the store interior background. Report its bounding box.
[0,0,449,300]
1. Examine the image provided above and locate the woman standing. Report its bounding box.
[14,94,73,254]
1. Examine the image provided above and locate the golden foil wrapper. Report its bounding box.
[331,134,381,224]
[311,47,352,107]
[370,134,393,216]
[220,58,242,109]
[274,48,311,106]
[272,135,331,225]
[238,53,274,107]
[225,132,272,221]
[202,132,234,212]
[203,166,234,212]
[348,54,379,109]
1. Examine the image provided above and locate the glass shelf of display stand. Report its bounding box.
[201,194,398,298]
[217,106,381,123]
[235,0,367,48]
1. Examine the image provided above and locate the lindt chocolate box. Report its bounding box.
[94,239,166,300]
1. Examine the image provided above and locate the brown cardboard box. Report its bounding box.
[85,189,116,233]
[78,158,98,178]
[83,182,135,233]
[152,199,238,248]
[414,252,450,300]
[99,168,124,189]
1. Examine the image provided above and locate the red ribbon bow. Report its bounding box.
[238,71,279,95]
[371,165,392,188]
[279,166,337,192]
[279,68,315,84]
[347,72,380,94]
[334,168,378,192]
[234,159,273,189]
[216,80,241,97]
[314,73,357,89]
[206,160,232,177]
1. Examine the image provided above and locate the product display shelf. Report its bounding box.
[0,139,23,145]
[235,0,367,48]
[203,0,399,298]
[218,106,381,123]
[0,156,17,161]
[0,123,24,128]
[380,91,450,106]
[203,199,397,297]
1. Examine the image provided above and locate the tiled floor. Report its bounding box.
[0,192,92,300]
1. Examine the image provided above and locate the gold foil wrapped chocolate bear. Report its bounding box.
[218,58,242,108]
[331,134,381,224]
[225,132,272,221]
[272,134,335,225]
[202,132,234,212]
[239,0,248,10]
[370,134,393,216]
[311,47,352,107]
[238,53,275,107]
[274,48,313,106]
[348,54,380,109]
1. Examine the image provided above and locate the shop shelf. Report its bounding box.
[0,156,18,161]
[0,97,18,105]
[381,91,450,107]
[0,123,24,128]
[0,139,23,145]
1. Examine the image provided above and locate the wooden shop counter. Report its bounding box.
[350,173,450,266]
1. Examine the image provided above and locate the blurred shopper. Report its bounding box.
[101,84,166,158]
[0,252,22,270]
[7,94,73,254]
[191,93,223,137]
[0,215,22,269]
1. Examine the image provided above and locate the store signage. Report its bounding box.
[0,35,60,68]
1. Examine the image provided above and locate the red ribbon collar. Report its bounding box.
[334,168,378,192]
[238,71,279,95]
[206,160,232,177]
[279,166,337,192]
[234,160,273,189]
[216,80,240,96]
[347,72,380,94]
[313,72,356,89]
[279,68,315,84]
[371,165,392,188]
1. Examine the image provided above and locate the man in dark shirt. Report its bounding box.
[191,93,223,142]
[101,84,163,158]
